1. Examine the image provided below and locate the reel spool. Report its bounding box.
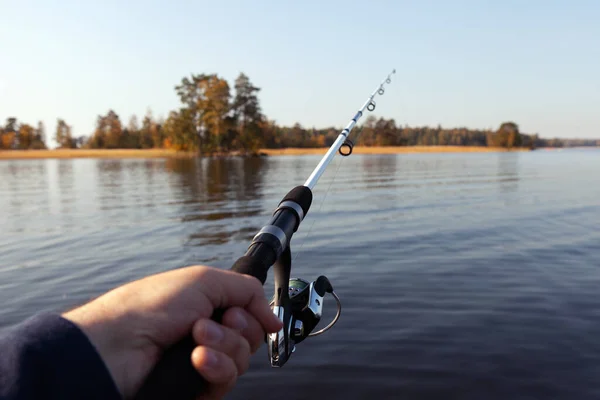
[268,275,342,354]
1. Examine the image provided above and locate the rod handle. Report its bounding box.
[134,253,273,400]
[134,185,312,399]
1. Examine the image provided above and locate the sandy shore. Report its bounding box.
[260,146,529,155]
[0,146,528,160]
[0,149,195,159]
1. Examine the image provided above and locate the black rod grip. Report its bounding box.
[133,335,204,400]
[134,186,312,399]
[134,247,277,399]
[230,252,275,285]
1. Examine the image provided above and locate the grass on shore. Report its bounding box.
[0,146,528,160]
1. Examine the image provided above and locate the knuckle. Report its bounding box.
[245,275,264,295]
[190,264,211,277]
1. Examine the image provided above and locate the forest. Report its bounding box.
[1,73,597,153]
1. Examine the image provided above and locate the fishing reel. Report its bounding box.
[267,274,341,367]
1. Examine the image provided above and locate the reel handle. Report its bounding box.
[314,275,334,296]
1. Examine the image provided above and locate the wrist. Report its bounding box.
[63,303,147,399]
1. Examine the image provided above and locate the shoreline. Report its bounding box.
[0,149,194,160]
[0,146,530,160]
[260,146,530,156]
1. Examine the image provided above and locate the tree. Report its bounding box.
[1,118,18,149]
[32,121,47,149]
[123,114,141,148]
[87,110,123,149]
[162,109,198,151]
[374,118,397,146]
[18,124,35,149]
[175,73,231,153]
[493,122,522,148]
[5,118,17,133]
[103,110,123,148]
[128,115,139,134]
[55,119,74,148]
[357,115,378,146]
[199,75,231,152]
[140,110,162,148]
[232,73,264,153]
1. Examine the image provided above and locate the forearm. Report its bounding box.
[0,312,122,400]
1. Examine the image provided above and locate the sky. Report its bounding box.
[1,0,599,146]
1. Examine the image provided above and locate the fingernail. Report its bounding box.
[203,350,220,371]
[231,310,248,332]
[204,323,224,344]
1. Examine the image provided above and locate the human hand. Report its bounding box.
[62,265,282,399]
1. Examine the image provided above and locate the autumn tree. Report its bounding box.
[103,110,123,148]
[162,109,198,151]
[374,118,397,146]
[1,118,17,149]
[232,73,265,153]
[202,76,231,152]
[18,124,35,149]
[490,122,522,148]
[87,110,123,149]
[32,121,47,149]
[356,115,377,146]
[0,118,47,149]
[121,114,141,148]
[140,110,162,148]
[55,119,75,148]
[174,73,232,153]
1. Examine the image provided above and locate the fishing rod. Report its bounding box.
[135,68,396,400]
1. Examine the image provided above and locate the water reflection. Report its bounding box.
[359,155,400,209]
[2,151,600,399]
[164,156,268,205]
[361,154,398,188]
[96,159,126,209]
[163,157,269,248]
[0,160,49,230]
[496,153,520,193]
[56,160,74,215]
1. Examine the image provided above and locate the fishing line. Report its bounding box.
[292,125,366,263]
[136,69,396,400]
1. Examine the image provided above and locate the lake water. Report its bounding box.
[1,149,600,399]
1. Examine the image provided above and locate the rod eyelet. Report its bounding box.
[378,88,385,95]
[367,101,376,112]
[339,139,354,156]
[386,78,391,84]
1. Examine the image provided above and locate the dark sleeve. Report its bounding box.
[0,312,122,400]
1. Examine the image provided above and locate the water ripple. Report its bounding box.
[1,151,600,399]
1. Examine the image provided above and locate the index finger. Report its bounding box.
[196,267,282,334]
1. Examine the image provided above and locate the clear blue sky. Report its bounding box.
[1,0,599,146]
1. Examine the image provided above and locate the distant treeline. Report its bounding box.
[1,72,598,153]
